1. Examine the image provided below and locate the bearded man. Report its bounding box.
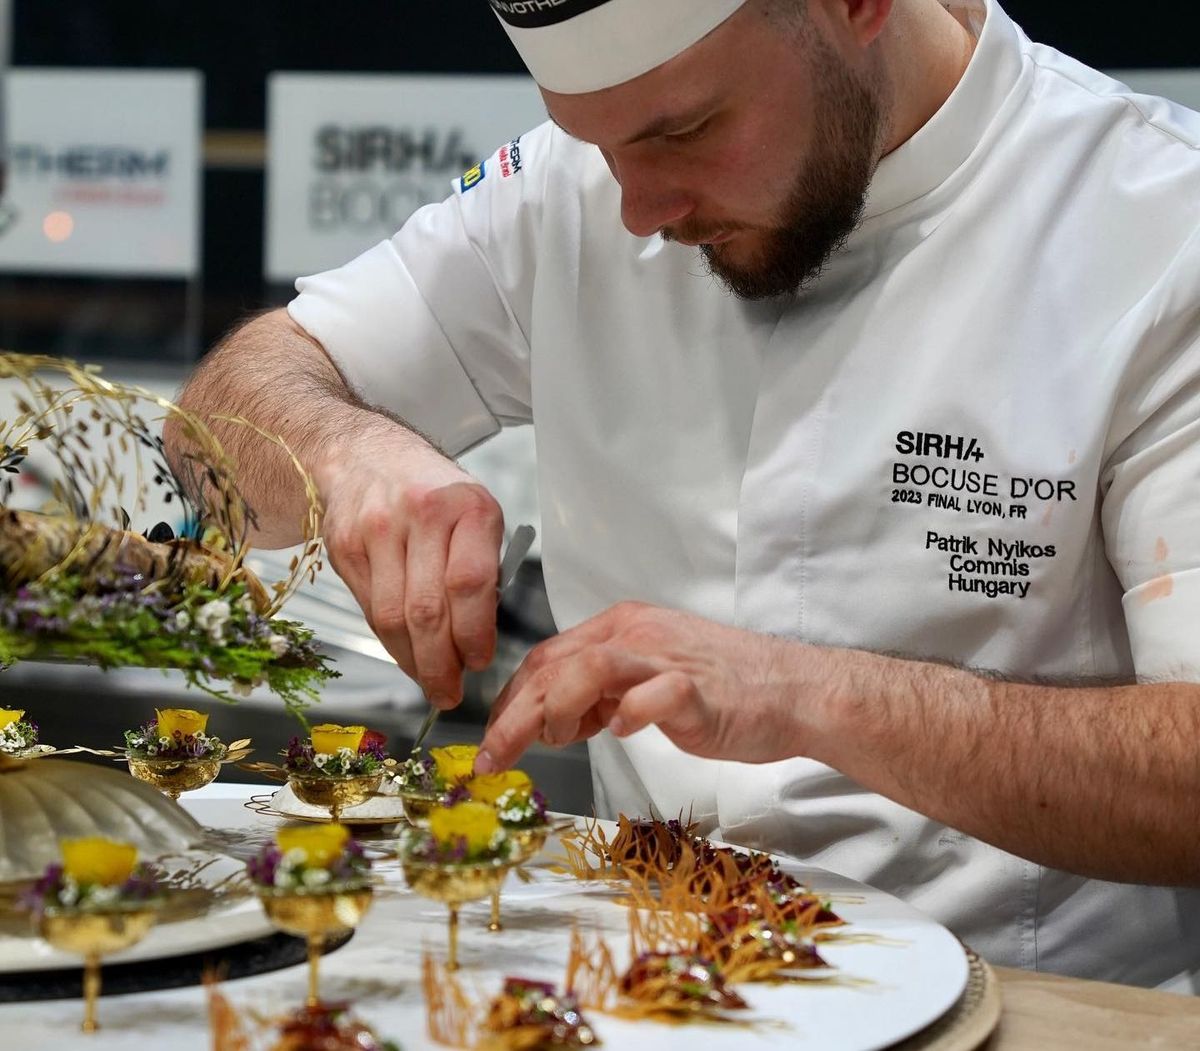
[170,0,1200,990]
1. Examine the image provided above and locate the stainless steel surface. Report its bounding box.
[498,524,536,593]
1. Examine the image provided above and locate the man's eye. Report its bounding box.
[666,120,709,144]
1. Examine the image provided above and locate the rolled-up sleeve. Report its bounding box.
[1102,230,1200,680]
[288,122,557,458]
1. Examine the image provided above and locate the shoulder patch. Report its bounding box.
[498,138,524,179]
[459,161,486,193]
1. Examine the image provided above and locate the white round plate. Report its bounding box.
[204,795,968,1051]
[0,854,273,973]
[269,780,408,825]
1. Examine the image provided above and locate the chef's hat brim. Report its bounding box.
[489,0,751,94]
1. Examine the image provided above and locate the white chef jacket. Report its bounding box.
[289,0,1200,991]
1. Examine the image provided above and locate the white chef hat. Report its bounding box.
[488,0,752,94]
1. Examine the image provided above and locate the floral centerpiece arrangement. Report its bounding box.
[248,824,374,1006]
[247,824,370,895]
[0,706,51,759]
[432,766,551,933]
[456,769,549,832]
[21,836,163,915]
[402,801,517,866]
[0,354,337,715]
[280,725,390,822]
[119,707,252,799]
[0,572,335,713]
[405,763,549,935]
[125,707,227,761]
[284,725,389,779]
[20,836,166,1031]
[394,742,477,797]
[401,801,520,970]
[393,743,481,826]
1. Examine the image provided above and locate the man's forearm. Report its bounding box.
[167,308,429,547]
[807,648,1200,884]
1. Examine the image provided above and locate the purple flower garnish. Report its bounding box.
[246,844,283,887]
[247,839,369,890]
[19,861,163,914]
[19,863,64,914]
[442,784,471,806]
[359,739,387,762]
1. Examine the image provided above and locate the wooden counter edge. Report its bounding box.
[983,965,1200,1050]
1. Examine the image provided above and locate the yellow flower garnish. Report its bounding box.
[429,802,500,856]
[276,824,351,868]
[60,837,138,886]
[466,770,533,806]
[430,744,479,785]
[310,724,366,755]
[156,708,208,739]
[0,709,24,731]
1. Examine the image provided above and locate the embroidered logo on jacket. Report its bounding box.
[498,138,523,179]
[459,161,486,193]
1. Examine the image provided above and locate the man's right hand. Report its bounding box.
[314,425,505,709]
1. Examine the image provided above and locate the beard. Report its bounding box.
[666,37,887,301]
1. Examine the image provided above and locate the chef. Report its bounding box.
[171,0,1200,989]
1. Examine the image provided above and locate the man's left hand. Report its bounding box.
[475,601,823,773]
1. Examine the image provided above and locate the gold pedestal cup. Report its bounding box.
[258,887,373,1007]
[487,825,549,933]
[397,791,439,827]
[127,755,222,801]
[402,859,512,971]
[40,907,159,1032]
[288,772,383,823]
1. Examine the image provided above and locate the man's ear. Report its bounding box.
[820,0,894,49]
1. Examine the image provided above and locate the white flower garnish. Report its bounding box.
[0,721,33,752]
[194,599,232,644]
[59,878,80,907]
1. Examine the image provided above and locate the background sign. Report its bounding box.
[1110,68,1200,110]
[0,69,203,278]
[265,73,546,282]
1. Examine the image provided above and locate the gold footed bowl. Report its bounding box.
[510,825,549,864]
[127,755,222,800]
[402,858,512,971]
[258,886,373,1006]
[288,772,383,822]
[398,791,439,827]
[40,907,159,1032]
[0,752,40,773]
[487,825,549,933]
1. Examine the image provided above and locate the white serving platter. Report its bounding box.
[0,787,971,1051]
[0,854,272,973]
[268,779,408,825]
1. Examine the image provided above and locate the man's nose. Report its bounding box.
[605,152,693,238]
[620,179,693,238]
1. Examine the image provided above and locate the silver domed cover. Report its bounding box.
[0,759,203,882]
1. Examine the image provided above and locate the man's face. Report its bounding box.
[542,4,888,300]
